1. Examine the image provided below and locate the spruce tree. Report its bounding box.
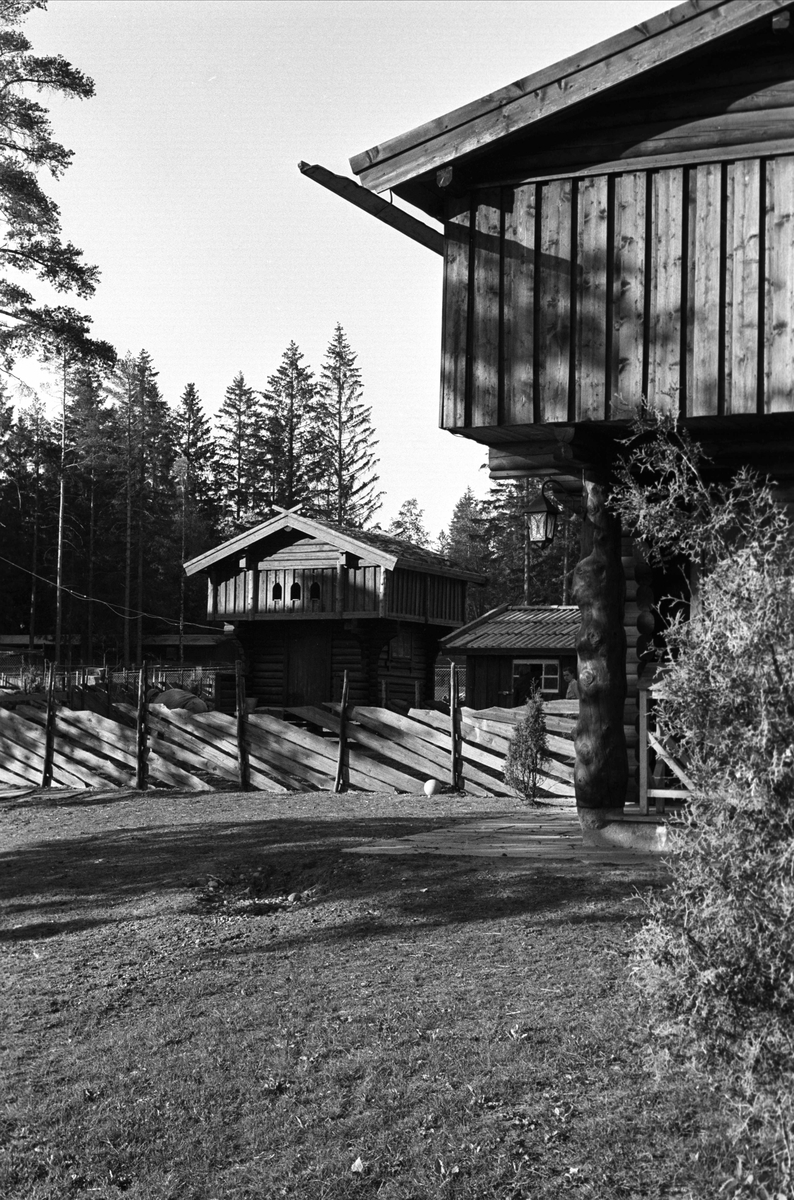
[106,350,175,663]
[261,342,315,512]
[312,324,381,527]
[444,487,490,616]
[173,382,218,528]
[173,382,220,650]
[215,371,267,533]
[66,365,119,660]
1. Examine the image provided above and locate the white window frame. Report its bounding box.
[512,658,560,697]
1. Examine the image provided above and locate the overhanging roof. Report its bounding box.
[184,511,486,583]
[441,605,579,653]
[350,0,788,202]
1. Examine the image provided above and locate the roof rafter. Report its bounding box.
[298,162,443,255]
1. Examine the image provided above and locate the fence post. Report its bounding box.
[333,669,349,793]
[41,662,56,788]
[449,662,460,792]
[136,662,149,790]
[235,659,250,791]
[638,685,649,815]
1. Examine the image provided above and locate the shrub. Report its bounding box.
[611,410,794,1191]
[504,685,550,804]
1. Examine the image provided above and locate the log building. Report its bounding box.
[303,0,794,821]
[183,511,484,711]
[441,605,579,709]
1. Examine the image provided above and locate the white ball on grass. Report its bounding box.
[424,778,440,797]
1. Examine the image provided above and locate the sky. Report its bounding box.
[21,0,672,538]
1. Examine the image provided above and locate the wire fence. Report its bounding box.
[0,659,228,702]
[433,664,467,703]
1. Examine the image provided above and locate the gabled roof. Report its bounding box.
[351,0,787,199]
[183,511,486,583]
[441,605,579,653]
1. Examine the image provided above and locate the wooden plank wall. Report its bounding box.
[211,564,381,619]
[442,153,794,429]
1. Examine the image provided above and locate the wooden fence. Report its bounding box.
[0,685,577,798]
[637,682,696,814]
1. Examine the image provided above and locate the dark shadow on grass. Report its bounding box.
[0,916,115,941]
[1,815,666,936]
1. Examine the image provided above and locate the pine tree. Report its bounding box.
[387,498,431,547]
[312,325,381,526]
[215,371,267,533]
[0,3,114,371]
[261,342,315,512]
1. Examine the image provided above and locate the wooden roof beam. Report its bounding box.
[351,0,789,194]
[298,162,443,256]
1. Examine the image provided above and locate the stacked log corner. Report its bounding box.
[571,474,628,819]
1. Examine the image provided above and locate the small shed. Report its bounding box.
[183,510,485,711]
[441,605,579,709]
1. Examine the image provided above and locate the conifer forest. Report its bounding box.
[0,0,575,668]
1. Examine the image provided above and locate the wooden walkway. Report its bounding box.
[347,807,669,865]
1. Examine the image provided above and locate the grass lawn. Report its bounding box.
[1,789,737,1199]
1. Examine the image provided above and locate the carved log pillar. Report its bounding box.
[572,472,628,826]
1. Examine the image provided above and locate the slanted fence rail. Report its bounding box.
[0,692,576,798]
[637,682,696,814]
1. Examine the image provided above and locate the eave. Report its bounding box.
[349,0,789,207]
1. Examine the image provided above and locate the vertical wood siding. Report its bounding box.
[441,154,794,427]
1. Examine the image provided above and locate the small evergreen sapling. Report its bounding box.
[504,686,550,804]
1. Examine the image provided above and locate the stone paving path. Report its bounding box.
[347,806,669,866]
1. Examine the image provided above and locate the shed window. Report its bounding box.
[309,580,321,600]
[271,582,283,601]
[290,580,302,601]
[512,659,559,703]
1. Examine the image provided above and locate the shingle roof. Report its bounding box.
[441,605,579,653]
[333,521,473,576]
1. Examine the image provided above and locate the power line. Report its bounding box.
[0,552,224,633]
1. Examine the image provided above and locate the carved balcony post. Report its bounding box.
[572,471,628,827]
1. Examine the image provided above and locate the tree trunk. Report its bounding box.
[28,427,40,651]
[572,473,627,824]
[54,365,67,666]
[124,383,133,667]
[87,470,95,663]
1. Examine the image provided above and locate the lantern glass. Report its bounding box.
[524,488,559,547]
[525,510,549,546]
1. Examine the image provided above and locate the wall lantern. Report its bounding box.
[524,483,559,548]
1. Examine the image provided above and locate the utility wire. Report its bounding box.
[0,552,224,633]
